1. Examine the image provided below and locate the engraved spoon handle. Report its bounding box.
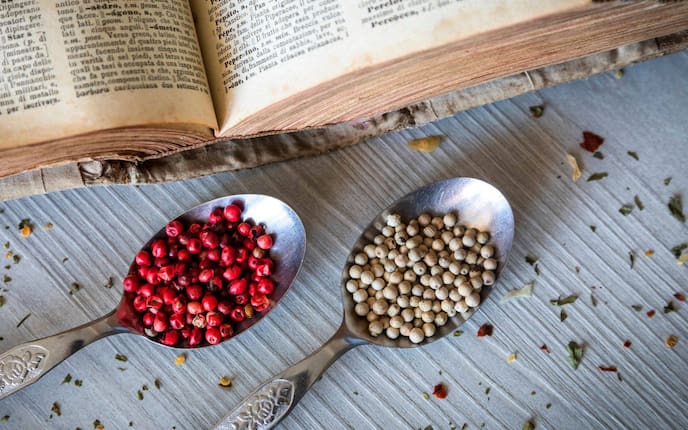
[0,311,122,399]
[214,324,364,430]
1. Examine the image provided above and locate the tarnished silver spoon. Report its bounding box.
[0,194,306,399]
[214,177,514,429]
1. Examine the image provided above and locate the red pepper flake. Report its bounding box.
[623,340,632,348]
[539,344,550,353]
[432,383,448,399]
[598,365,618,372]
[674,293,686,302]
[477,323,494,337]
[646,309,656,318]
[580,131,604,152]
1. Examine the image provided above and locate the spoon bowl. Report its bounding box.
[0,194,305,397]
[215,177,514,429]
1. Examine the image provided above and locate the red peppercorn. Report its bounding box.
[169,312,185,329]
[198,269,214,283]
[187,301,203,315]
[224,204,242,223]
[122,275,140,293]
[133,295,148,312]
[256,259,274,277]
[257,278,275,295]
[176,272,192,287]
[234,293,249,305]
[237,222,251,237]
[205,327,221,345]
[154,256,170,268]
[160,329,180,346]
[138,283,154,298]
[142,312,155,326]
[151,239,168,258]
[220,247,235,265]
[159,286,176,305]
[210,275,224,290]
[206,311,223,327]
[249,225,263,239]
[251,294,269,312]
[178,233,190,246]
[177,248,192,262]
[158,265,176,282]
[188,327,203,346]
[165,220,184,238]
[217,301,232,315]
[153,312,168,332]
[188,223,202,235]
[199,231,219,249]
[207,248,221,262]
[243,238,256,252]
[192,314,207,328]
[202,294,218,312]
[137,266,149,279]
[247,255,260,270]
[235,248,249,263]
[135,250,152,267]
[186,284,203,301]
[208,207,225,224]
[229,306,245,322]
[256,234,273,250]
[228,278,247,295]
[187,238,203,254]
[145,267,161,285]
[198,258,214,270]
[223,264,243,281]
[171,296,186,313]
[146,295,163,311]
[219,323,234,338]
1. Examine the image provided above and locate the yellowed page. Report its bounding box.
[0,0,217,150]
[192,0,589,136]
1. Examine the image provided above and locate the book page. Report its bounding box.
[0,0,217,150]
[192,0,588,135]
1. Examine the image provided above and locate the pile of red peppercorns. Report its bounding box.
[122,203,276,347]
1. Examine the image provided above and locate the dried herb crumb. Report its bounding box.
[93,419,103,429]
[477,323,493,337]
[593,151,604,160]
[614,69,624,79]
[525,255,538,266]
[0,295,5,308]
[629,251,636,269]
[631,304,643,312]
[550,295,578,306]
[432,383,448,399]
[587,172,608,182]
[0,415,8,422]
[633,195,644,211]
[141,384,148,391]
[136,390,143,400]
[623,340,632,348]
[665,335,678,348]
[117,367,126,372]
[671,243,688,259]
[529,105,545,118]
[16,313,30,328]
[12,255,20,264]
[646,309,656,318]
[560,309,568,322]
[114,354,128,362]
[51,402,61,417]
[62,257,69,263]
[591,294,598,307]
[644,250,655,257]
[421,392,430,400]
[219,376,232,387]
[566,154,582,182]
[580,131,604,152]
[598,365,617,372]
[453,330,464,337]
[154,378,161,389]
[74,379,83,387]
[2,242,7,250]
[44,223,53,230]
[104,277,114,289]
[619,204,633,216]
[68,282,81,295]
[540,344,550,353]
[546,403,552,409]
[627,151,639,160]
[663,301,677,314]
[590,225,597,232]
[567,341,584,370]
[408,136,441,152]
[507,352,517,363]
[2,275,11,284]
[128,422,133,427]
[522,420,536,430]
[664,177,672,186]
[668,194,686,223]
[674,293,686,302]
[62,374,72,384]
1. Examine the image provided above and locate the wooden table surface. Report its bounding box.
[0,52,687,430]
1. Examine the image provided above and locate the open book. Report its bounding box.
[1,0,686,179]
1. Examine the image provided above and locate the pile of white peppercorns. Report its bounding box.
[345,211,497,344]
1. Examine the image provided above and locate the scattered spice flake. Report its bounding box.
[566,154,582,182]
[353,391,359,396]
[114,354,128,362]
[43,223,53,231]
[432,383,448,399]
[550,295,578,306]
[663,301,677,314]
[93,419,103,429]
[62,257,69,263]
[623,340,632,348]
[644,249,655,257]
[104,277,114,289]
[507,352,517,363]
[619,204,633,216]
[174,354,186,366]
[12,255,20,264]
[3,251,10,260]
[219,376,233,388]
[646,309,656,318]
[664,177,672,186]
[540,344,550,353]
[16,313,31,328]
[117,367,126,372]
[629,251,636,269]
[522,420,536,430]
[0,295,5,308]
[51,402,61,417]
[74,379,83,387]
[0,415,8,422]
[668,194,686,223]
[674,293,686,302]
[2,275,11,284]
[2,242,8,250]
[62,374,72,384]
[559,309,568,322]
[631,304,643,312]
[614,69,624,79]
[633,195,644,211]
[627,151,639,161]
[567,341,584,370]
[525,255,538,266]
[590,225,597,233]
[546,403,552,409]
[679,253,688,266]
[453,330,464,337]
[593,151,604,160]
[529,105,545,118]
[477,323,493,337]
[673,244,688,259]
[499,282,534,304]
[665,335,678,348]
[137,390,144,400]
[587,172,608,182]
[580,131,604,152]
[154,378,161,389]
[68,282,81,295]
[591,294,598,307]
[407,136,441,152]
[421,392,430,400]
[598,365,617,372]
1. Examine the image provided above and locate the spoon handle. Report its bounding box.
[0,311,122,399]
[214,324,364,430]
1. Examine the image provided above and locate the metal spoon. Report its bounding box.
[214,177,514,430]
[0,194,306,399]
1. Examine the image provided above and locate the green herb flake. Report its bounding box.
[631,304,643,312]
[485,387,491,395]
[62,374,72,384]
[632,196,644,211]
[51,402,61,417]
[523,421,536,430]
[529,105,545,118]
[614,69,624,79]
[0,415,8,422]
[2,275,11,284]
[3,265,9,270]
[664,177,672,186]
[62,257,69,263]
[104,277,114,289]
[587,172,608,182]
[74,379,83,387]
[114,354,128,362]
[593,152,604,160]
[453,330,464,337]
[141,384,148,391]
[2,242,8,250]
[12,255,20,264]
[93,419,102,429]
[567,341,584,370]
[525,255,538,266]
[16,313,31,328]
[664,301,677,314]
[550,295,578,306]
[421,392,430,400]
[0,295,5,308]
[17,219,32,230]
[671,243,688,259]
[137,390,144,400]
[668,194,686,223]
[560,309,568,322]
[627,151,639,161]
[154,378,161,389]
[117,367,126,372]
[68,282,81,295]
[619,204,633,216]
[423,426,434,430]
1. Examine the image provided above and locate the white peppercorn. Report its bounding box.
[423,252,438,267]
[354,253,368,266]
[398,281,411,295]
[471,243,482,254]
[397,295,410,309]
[413,318,423,328]
[441,299,454,313]
[465,251,478,265]
[366,296,376,306]
[453,225,465,236]
[353,288,368,303]
[480,245,494,259]
[394,232,408,246]
[438,254,451,269]
[373,234,385,245]
[419,299,432,312]
[414,308,422,319]
[375,291,384,300]
[448,261,461,275]
[345,279,359,293]
[429,265,443,276]
[384,237,396,251]
[431,216,444,229]
[470,276,483,289]
[349,265,363,279]
[454,299,468,313]
[383,285,399,301]
[449,288,461,302]
[460,263,470,275]
[403,270,416,282]
[354,302,369,316]
[363,244,376,258]
[360,270,374,285]
[371,263,384,277]
[443,212,457,228]
[409,327,425,343]
[421,310,435,323]
[442,272,455,286]
[368,320,383,336]
[454,248,467,261]
[375,245,389,259]
[432,300,442,313]
[413,262,427,275]
[422,323,436,337]
[434,311,448,327]
[387,303,401,317]
[440,230,453,244]
[409,296,421,308]
[387,249,400,260]
[423,237,433,247]
[483,258,497,271]
[465,292,481,308]
[400,322,412,337]
[394,254,409,268]
[366,311,378,322]
[386,213,402,227]
[380,316,390,329]
[417,213,431,226]
[382,225,395,237]
[389,272,403,284]
[401,308,415,322]
[372,299,389,315]
[462,234,476,248]
[406,238,419,250]
[476,231,489,244]
[383,260,397,273]
[390,315,403,328]
[458,283,473,297]
[411,284,424,296]
[482,271,495,286]
[422,288,436,300]
[370,278,385,291]
[419,274,431,286]
[431,239,444,251]
[446,308,457,317]
[386,327,400,339]
[436,286,449,300]
[429,275,442,289]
